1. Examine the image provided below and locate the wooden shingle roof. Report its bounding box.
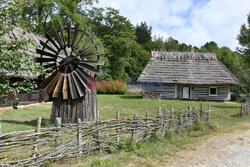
[138,51,238,86]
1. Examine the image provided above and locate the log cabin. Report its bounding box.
[138,51,238,101]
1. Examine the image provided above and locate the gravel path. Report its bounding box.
[169,129,250,167]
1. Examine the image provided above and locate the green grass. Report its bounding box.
[0,94,250,166]
[0,94,245,133]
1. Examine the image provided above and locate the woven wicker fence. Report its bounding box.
[0,105,211,166]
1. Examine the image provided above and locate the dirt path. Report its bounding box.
[168,129,250,167]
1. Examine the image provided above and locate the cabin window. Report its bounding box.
[209,87,218,96]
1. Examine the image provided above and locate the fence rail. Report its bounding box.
[0,106,210,166]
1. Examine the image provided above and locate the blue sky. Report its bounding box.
[93,0,250,51]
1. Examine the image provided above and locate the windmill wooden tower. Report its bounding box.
[36,22,104,124]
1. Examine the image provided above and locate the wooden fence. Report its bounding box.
[0,106,211,166]
[240,101,249,117]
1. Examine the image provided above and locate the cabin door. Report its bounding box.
[182,86,190,99]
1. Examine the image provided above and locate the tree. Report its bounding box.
[0,0,43,108]
[237,12,250,67]
[237,13,250,100]
[135,21,152,45]
[88,7,151,79]
[20,0,99,33]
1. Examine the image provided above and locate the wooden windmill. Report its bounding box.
[36,22,104,124]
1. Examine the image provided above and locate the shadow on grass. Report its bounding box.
[0,118,52,127]
[212,105,240,109]
[119,95,142,99]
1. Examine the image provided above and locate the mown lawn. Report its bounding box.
[0,94,245,133]
[0,94,249,167]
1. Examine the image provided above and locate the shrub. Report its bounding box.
[96,79,127,94]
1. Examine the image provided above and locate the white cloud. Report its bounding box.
[93,0,250,50]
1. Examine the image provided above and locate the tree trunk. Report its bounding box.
[50,88,98,124]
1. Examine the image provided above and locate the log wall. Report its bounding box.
[142,83,231,101]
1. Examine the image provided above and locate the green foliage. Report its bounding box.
[135,21,152,44]
[107,145,117,154]
[118,138,137,152]
[0,0,44,107]
[88,7,151,79]
[237,12,250,67]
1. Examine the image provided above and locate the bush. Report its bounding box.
[97,79,127,94]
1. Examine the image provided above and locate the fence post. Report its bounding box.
[0,123,1,143]
[162,108,167,137]
[116,111,120,142]
[32,117,42,163]
[77,118,82,156]
[55,118,62,146]
[240,102,244,117]
[169,107,173,131]
[132,113,138,142]
[157,106,162,136]
[95,120,103,154]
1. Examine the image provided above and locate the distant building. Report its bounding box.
[138,51,238,101]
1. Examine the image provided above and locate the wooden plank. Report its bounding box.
[52,26,63,49]
[43,63,56,69]
[44,72,61,94]
[74,70,88,88]
[72,72,85,97]
[40,41,58,54]
[80,60,104,66]
[81,50,104,58]
[40,70,58,88]
[71,23,80,48]
[78,64,102,75]
[62,74,68,100]
[36,49,57,58]
[52,73,64,98]
[45,32,60,51]
[68,73,79,100]
[59,23,66,47]
[36,57,56,63]
[77,32,95,52]
[74,26,87,50]
[78,41,100,55]
[68,22,71,47]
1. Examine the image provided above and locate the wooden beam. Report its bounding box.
[44,72,61,94]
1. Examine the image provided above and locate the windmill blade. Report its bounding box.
[59,23,66,47]
[74,69,88,88]
[36,49,57,58]
[78,41,100,55]
[73,26,87,50]
[40,70,59,88]
[44,72,61,94]
[81,50,104,58]
[72,72,84,97]
[52,73,64,98]
[71,23,80,48]
[68,73,79,100]
[80,60,105,66]
[43,63,57,69]
[77,32,95,53]
[45,32,60,51]
[36,57,56,63]
[78,63,102,75]
[52,26,64,49]
[40,41,58,55]
[67,22,71,47]
[62,74,68,100]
